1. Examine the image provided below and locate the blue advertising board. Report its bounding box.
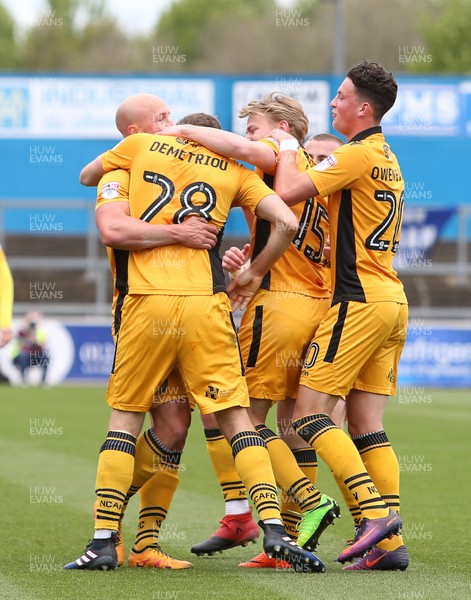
[66,325,115,380]
[1,73,471,239]
[399,325,471,388]
[0,320,114,385]
[2,321,469,388]
[393,206,456,268]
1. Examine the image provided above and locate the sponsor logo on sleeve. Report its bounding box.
[314,154,336,171]
[101,181,121,199]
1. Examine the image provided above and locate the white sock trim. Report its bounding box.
[225,499,250,515]
[263,518,283,526]
[93,529,113,539]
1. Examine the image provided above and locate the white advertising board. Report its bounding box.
[0,77,215,138]
[232,79,330,137]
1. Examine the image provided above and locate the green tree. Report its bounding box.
[20,0,80,70]
[152,0,428,75]
[19,0,132,71]
[154,0,276,69]
[0,3,19,69]
[413,0,471,73]
[6,0,448,74]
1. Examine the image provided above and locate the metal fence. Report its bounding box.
[0,200,109,317]
[395,205,471,318]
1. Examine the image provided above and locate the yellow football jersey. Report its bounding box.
[0,243,13,329]
[250,139,330,299]
[101,133,275,296]
[307,126,407,305]
[96,170,130,337]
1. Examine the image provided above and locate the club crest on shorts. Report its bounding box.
[205,385,219,400]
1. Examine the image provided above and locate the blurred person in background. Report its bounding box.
[11,311,49,386]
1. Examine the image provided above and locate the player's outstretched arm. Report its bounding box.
[161,124,277,172]
[269,129,318,205]
[96,202,218,251]
[80,155,106,186]
[227,194,298,311]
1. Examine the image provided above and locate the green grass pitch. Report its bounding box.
[0,386,469,599]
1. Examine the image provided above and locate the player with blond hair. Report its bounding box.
[162,92,341,567]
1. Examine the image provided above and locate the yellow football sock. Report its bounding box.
[293,414,389,520]
[95,431,136,530]
[125,428,181,496]
[354,430,404,551]
[231,431,279,521]
[133,468,179,551]
[280,447,318,538]
[255,424,321,513]
[291,447,318,486]
[333,471,362,528]
[131,429,182,551]
[204,428,246,503]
